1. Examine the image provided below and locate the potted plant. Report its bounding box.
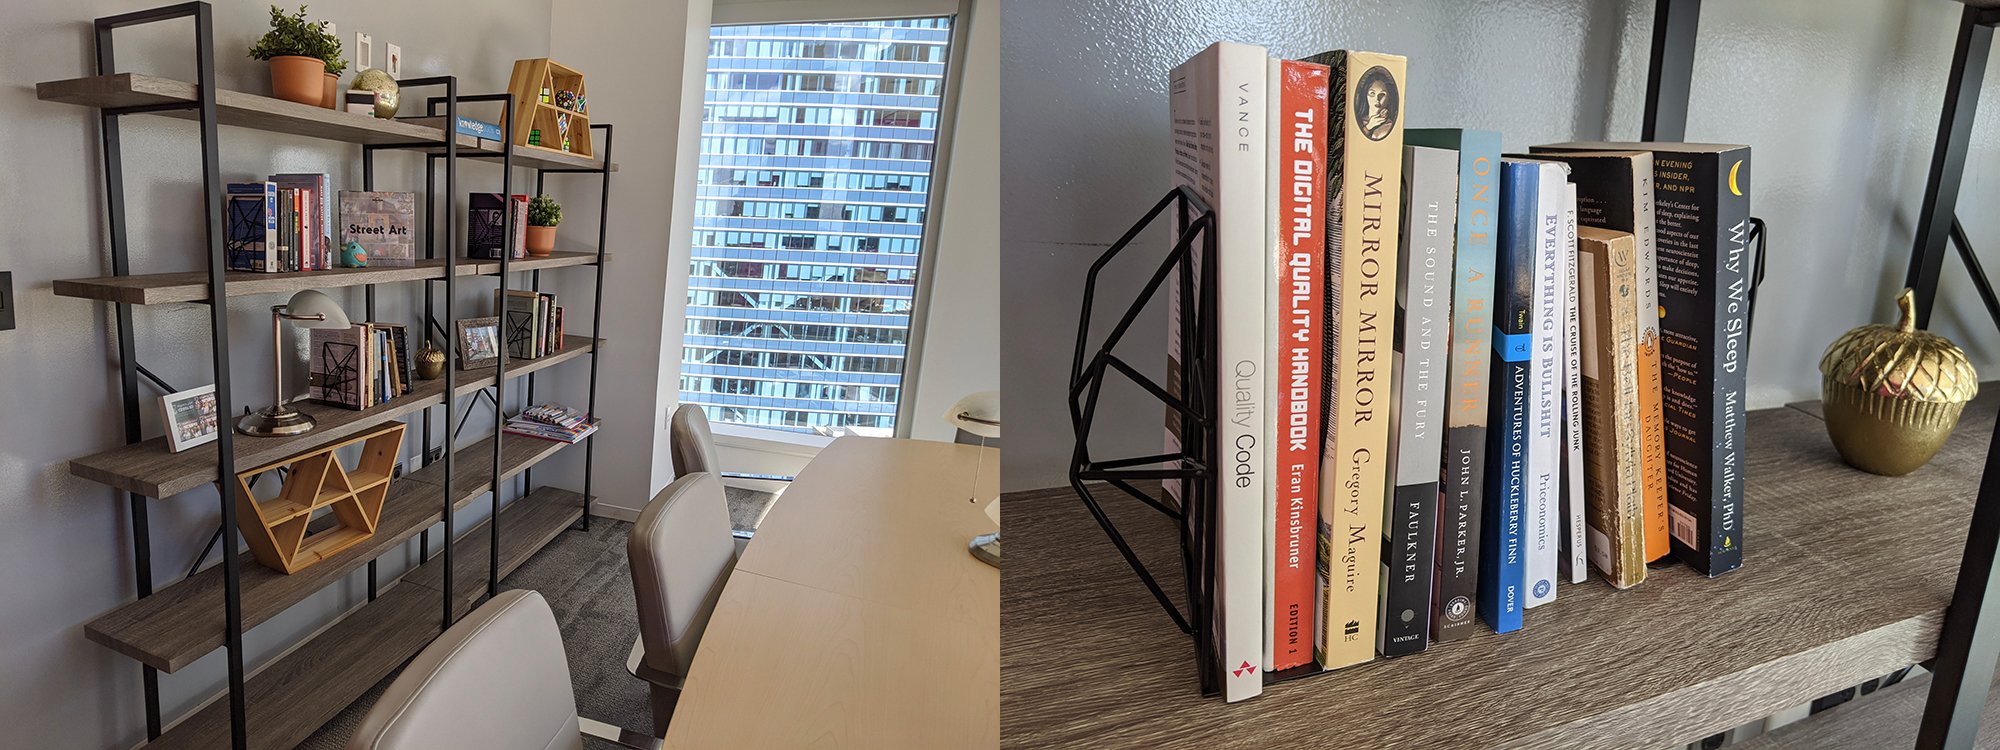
[247,5,340,107]
[526,195,561,257]
[320,48,348,109]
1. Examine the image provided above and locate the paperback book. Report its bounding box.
[1575,226,1648,588]
[1561,182,1587,585]
[1522,159,1569,609]
[1479,158,1549,634]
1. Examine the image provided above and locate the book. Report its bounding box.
[1515,158,1568,610]
[1560,182,1587,585]
[499,289,544,359]
[1301,48,1405,671]
[1379,144,1455,657]
[1168,41,1269,702]
[1479,158,1546,634]
[504,403,599,443]
[1537,142,1750,577]
[308,324,368,409]
[271,174,330,270]
[469,193,529,260]
[340,191,417,267]
[1261,56,1329,674]
[1522,148,1670,563]
[225,182,279,273]
[1575,226,1647,588]
[1404,129,1500,642]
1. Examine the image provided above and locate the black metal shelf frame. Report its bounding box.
[83,3,615,747]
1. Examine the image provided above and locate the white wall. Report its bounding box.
[1001,0,2000,491]
[0,1,549,746]
[907,0,1000,444]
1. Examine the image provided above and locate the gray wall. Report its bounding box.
[0,0,547,745]
[1002,0,2000,491]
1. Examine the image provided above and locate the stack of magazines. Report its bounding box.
[502,403,599,444]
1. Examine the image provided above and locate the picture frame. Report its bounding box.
[455,316,501,370]
[160,384,221,453]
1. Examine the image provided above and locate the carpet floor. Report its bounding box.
[298,486,777,748]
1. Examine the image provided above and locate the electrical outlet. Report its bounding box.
[0,271,14,331]
[354,32,372,72]
[426,446,443,464]
[385,43,402,78]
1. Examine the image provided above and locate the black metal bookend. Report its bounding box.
[1067,186,1224,693]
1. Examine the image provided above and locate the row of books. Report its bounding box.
[1168,42,1750,702]
[306,322,414,410]
[225,181,538,273]
[502,403,599,444]
[496,290,567,359]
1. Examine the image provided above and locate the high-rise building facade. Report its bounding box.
[682,18,953,434]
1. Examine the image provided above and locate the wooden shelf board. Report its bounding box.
[402,487,588,617]
[1001,389,2000,749]
[480,250,603,274]
[51,259,477,306]
[35,73,615,172]
[142,486,584,750]
[79,420,595,673]
[68,336,599,499]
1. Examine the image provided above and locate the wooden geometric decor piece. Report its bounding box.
[502,58,592,158]
[232,422,406,575]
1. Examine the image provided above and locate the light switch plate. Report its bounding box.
[354,32,372,72]
[385,43,402,78]
[0,271,15,330]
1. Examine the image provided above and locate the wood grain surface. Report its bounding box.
[69,336,598,498]
[399,486,586,614]
[51,252,603,306]
[1002,394,2000,749]
[667,438,1000,749]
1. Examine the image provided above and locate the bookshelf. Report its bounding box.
[1008,391,1993,748]
[41,4,618,747]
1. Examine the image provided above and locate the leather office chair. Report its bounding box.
[346,589,658,750]
[669,403,790,544]
[626,471,739,739]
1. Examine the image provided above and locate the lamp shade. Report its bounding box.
[283,289,351,329]
[945,391,1000,439]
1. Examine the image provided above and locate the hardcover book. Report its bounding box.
[225,181,278,273]
[469,193,529,260]
[1379,144,1455,657]
[1519,158,1569,609]
[1523,148,1670,563]
[1576,226,1648,588]
[1168,41,1269,702]
[1561,182,1587,585]
[1300,48,1405,671]
[1479,159,1546,634]
[340,191,417,267]
[1404,128,1501,642]
[271,174,330,270]
[1539,142,1749,577]
[1263,57,1330,673]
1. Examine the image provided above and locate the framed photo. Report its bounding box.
[455,316,501,369]
[160,384,221,453]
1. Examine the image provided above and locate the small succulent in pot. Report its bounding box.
[525,194,561,257]
[248,5,342,107]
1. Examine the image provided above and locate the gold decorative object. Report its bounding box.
[350,68,400,118]
[414,341,446,380]
[1819,288,1978,476]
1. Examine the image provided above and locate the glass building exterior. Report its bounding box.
[682,19,952,434]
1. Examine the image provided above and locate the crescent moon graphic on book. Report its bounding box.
[1728,160,1743,196]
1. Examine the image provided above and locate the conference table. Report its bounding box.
[664,437,1000,748]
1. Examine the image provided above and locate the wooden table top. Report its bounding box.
[666,437,1000,749]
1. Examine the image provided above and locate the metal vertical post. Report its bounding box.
[1641,0,1699,142]
[490,94,515,600]
[1905,6,1993,328]
[363,146,379,603]
[582,123,614,531]
[442,76,459,628]
[1918,409,2000,750]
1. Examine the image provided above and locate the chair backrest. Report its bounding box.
[347,589,582,750]
[669,403,718,477]
[629,471,738,679]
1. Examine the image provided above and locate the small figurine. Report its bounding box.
[341,240,368,268]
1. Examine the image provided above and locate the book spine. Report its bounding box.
[1380,145,1455,657]
[1479,161,1538,634]
[1309,49,1404,672]
[1422,130,1499,643]
[261,183,279,273]
[1561,183,1587,584]
[1662,151,1748,576]
[1577,229,1647,588]
[1632,160,1670,564]
[1263,58,1328,673]
[1523,164,1565,609]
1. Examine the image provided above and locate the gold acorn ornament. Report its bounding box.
[1819,288,1978,476]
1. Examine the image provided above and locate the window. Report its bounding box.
[682,15,952,437]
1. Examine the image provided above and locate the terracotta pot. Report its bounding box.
[526,225,557,257]
[268,56,325,106]
[322,73,338,109]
